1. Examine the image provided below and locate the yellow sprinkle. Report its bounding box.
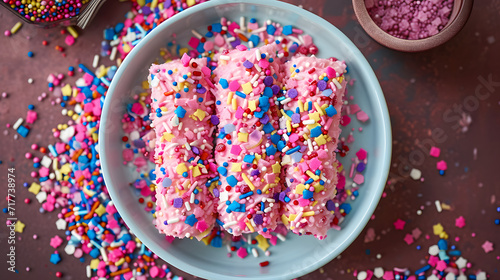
[82,187,96,197]
[192,109,206,121]
[303,134,309,140]
[311,201,318,207]
[242,82,253,94]
[281,214,289,226]
[314,184,324,193]
[62,84,72,96]
[248,100,257,111]
[289,66,295,74]
[67,26,79,38]
[231,163,242,172]
[286,119,292,132]
[309,112,320,122]
[298,100,304,112]
[90,259,100,270]
[14,221,25,233]
[255,235,270,251]
[262,184,270,193]
[115,258,125,266]
[228,92,235,105]
[186,0,196,6]
[289,214,297,222]
[28,182,41,195]
[242,173,255,190]
[200,235,211,246]
[302,211,315,217]
[433,223,444,235]
[122,43,131,53]
[295,184,306,194]
[11,22,22,34]
[95,204,106,216]
[314,135,327,146]
[245,222,255,232]
[232,98,237,111]
[272,162,281,174]
[179,47,189,56]
[238,132,248,142]
[192,166,201,177]
[306,170,319,181]
[314,102,325,115]
[176,163,188,175]
[439,231,449,239]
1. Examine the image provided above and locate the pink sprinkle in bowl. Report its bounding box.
[353,0,474,52]
[100,0,392,279]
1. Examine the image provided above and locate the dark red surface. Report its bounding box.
[1,0,499,279]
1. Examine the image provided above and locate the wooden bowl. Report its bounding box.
[352,0,474,52]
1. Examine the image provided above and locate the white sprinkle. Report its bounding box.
[223,221,237,228]
[167,218,180,224]
[185,202,191,211]
[307,138,313,152]
[252,248,258,258]
[86,265,91,278]
[92,54,100,68]
[254,63,262,72]
[251,26,266,34]
[240,17,246,31]
[100,248,108,262]
[332,78,342,89]
[13,118,23,130]
[190,193,195,204]
[250,74,260,84]
[435,200,442,213]
[220,55,231,61]
[303,119,315,125]
[277,233,286,241]
[110,46,117,61]
[255,49,261,60]
[191,29,203,39]
[280,97,292,104]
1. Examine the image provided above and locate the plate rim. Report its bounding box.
[100,1,392,279]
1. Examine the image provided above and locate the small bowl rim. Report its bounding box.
[352,0,474,52]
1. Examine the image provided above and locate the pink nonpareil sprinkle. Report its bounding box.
[366,0,454,40]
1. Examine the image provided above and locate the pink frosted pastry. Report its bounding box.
[212,44,283,236]
[149,55,218,240]
[279,56,347,240]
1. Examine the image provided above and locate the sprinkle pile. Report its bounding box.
[365,0,455,40]
[353,223,489,280]
[2,0,90,24]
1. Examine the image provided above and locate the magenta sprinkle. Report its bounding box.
[366,0,454,39]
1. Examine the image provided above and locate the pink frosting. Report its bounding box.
[149,57,217,240]
[279,56,347,239]
[212,44,284,236]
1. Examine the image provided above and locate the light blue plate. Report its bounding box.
[100,1,391,279]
